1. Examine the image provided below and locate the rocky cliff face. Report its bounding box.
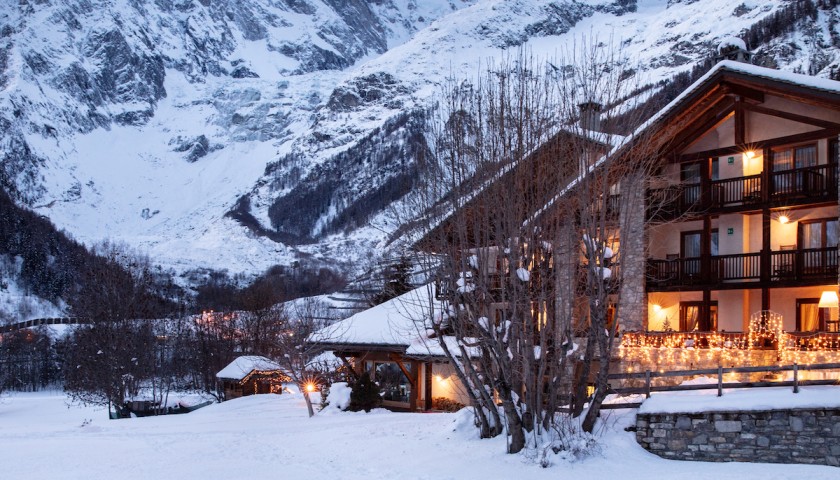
[1,0,839,293]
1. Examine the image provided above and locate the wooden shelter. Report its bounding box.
[216,356,290,400]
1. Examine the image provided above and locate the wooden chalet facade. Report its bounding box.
[428,59,840,374]
[633,61,840,343]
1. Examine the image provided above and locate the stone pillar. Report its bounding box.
[619,172,647,332]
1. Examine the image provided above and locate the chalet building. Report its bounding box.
[313,58,840,410]
[216,356,290,400]
[628,62,840,333]
[425,58,840,373]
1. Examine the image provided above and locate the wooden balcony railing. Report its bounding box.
[649,164,838,219]
[771,163,837,200]
[711,174,762,208]
[771,247,838,281]
[648,247,837,289]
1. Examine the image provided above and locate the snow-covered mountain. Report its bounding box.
[2,0,839,306]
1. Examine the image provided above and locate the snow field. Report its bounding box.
[1,388,838,480]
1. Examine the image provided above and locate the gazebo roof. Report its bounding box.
[216,355,284,381]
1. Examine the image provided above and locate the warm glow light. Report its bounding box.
[778,215,790,224]
[744,150,756,159]
[434,374,444,383]
[652,304,662,313]
[305,382,316,393]
[818,291,839,309]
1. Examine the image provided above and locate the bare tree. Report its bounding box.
[273,297,338,417]
[408,41,663,452]
[63,243,173,417]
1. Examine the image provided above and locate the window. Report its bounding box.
[373,361,412,404]
[679,301,718,331]
[772,144,817,171]
[772,144,818,194]
[681,229,718,275]
[799,218,839,249]
[798,218,839,275]
[681,159,718,205]
[796,299,827,332]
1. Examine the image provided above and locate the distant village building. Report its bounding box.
[216,356,290,400]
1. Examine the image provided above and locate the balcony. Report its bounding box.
[650,163,838,220]
[647,247,837,290]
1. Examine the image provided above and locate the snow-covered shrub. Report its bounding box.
[540,419,601,466]
[323,382,352,411]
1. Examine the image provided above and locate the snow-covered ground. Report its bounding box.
[1,389,838,480]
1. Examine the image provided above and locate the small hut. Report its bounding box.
[216,356,290,400]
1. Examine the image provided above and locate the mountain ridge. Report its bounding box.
[2,0,840,318]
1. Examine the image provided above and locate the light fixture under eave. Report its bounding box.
[744,150,756,159]
[778,214,790,224]
[818,290,839,308]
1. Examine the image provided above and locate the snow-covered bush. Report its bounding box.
[323,382,352,411]
[542,420,601,466]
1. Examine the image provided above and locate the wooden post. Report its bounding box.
[645,369,651,399]
[793,362,799,394]
[717,364,723,397]
[424,362,433,411]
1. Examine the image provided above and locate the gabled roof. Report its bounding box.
[216,356,284,381]
[627,60,840,156]
[532,61,840,227]
[309,285,436,351]
[411,128,615,250]
[309,285,475,359]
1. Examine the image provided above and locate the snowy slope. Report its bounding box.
[2,0,839,295]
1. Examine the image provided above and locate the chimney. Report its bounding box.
[716,37,751,63]
[578,100,602,131]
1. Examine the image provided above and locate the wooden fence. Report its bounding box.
[598,362,840,409]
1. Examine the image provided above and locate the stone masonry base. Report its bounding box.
[636,409,840,466]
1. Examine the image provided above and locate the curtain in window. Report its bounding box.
[682,306,700,331]
[800,303,820,331]
[803,223,823,249]
[795,145,817,168]
[773,149,793,170]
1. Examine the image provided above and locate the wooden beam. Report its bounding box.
[678,129,840,162]
[669,100,736,154]
[720,82,765,104]
[424,362,433,411]
[742,103,840,130]
[734,99,745,145]
[337,355,360,382]
[388,353,417,389]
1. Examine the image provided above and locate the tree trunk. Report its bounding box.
[302,390,315,418]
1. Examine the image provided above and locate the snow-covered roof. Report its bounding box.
[309,285,470,359]
[310,285,437,348]
[636,60,840,140]
[531,61,840,225]
[216,356,284,381]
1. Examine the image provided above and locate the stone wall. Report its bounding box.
[636,408,840,466]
